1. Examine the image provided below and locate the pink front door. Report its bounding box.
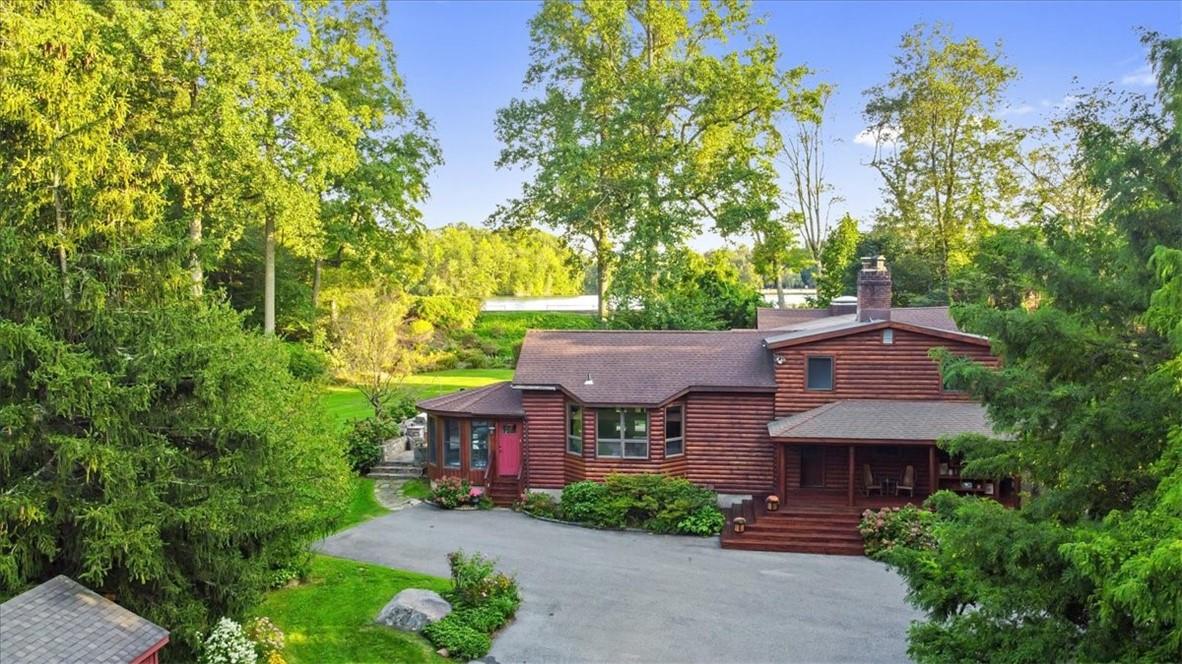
[497,421,522,477]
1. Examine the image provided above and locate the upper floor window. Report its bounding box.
[444,419,461,468]
[470,420,491,469]
[806,356,834,391]
[665,405,684,457]
[567,403,583,455]
[596,407,648,459]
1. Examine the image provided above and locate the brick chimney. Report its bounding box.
[856,255,891,322]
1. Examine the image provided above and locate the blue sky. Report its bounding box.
[386,0,1181,250]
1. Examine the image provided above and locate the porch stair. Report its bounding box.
[720,497,866,555]
[365,461,424,480]
[485,477,521,507]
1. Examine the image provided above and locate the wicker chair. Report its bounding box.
[898,465,916,497]
[862,464,882,496]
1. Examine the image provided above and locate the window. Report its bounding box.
[470,420,491,469]
[427,416,437,466]
[665,405,684,456]
[596,407,648,459]
[806,356,834,391]
[882,329,894,344]
[567,404,583,455]
[444,419,461,468]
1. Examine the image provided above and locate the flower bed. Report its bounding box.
[515,474,725,536]
[423,551,520,660]
[429,477,492,510]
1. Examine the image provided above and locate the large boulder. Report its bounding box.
[375,588,452,632]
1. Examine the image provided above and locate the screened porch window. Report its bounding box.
[596,408,648,459]
[427,416,437,466]
[567,403,583,455]
[470,420,491,469]
[444,419,461,468]
[665,405,684,457]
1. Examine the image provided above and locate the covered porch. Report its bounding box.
[772,442,945,508]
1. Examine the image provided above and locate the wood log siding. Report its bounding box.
[773,327,997,417]
[684,392,775,494]
[522,390,566,489]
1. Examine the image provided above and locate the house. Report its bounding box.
[418,256,1015,552]
[0,575,169,664]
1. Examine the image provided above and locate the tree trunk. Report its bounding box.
[263,214,276,336]
[595,222,609,321]
[189,206,203,298]
[311,257,322,315]
[53,169,69,302]
[775,259,786,309]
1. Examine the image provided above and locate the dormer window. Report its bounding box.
[806,356,834,391]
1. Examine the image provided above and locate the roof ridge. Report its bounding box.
[775,400,844,432]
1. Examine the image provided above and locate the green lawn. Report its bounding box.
[400,477,432,500]
[335,478,389,531]
[256,555,450,664]
[322,369,515,430]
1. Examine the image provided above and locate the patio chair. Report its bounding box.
[898,465,916,497]
[862,464,882,496]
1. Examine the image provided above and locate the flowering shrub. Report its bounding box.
[200,618,257,664]
[858,505,937,557]
[431,477,471,509]
[245,617,285,661]
[515,491,561,518]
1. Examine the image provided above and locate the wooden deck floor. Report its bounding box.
[778,490,928,514]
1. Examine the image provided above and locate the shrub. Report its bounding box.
[676,505,726,536]
[559,474,721,535]
[344,416,398,474]
[245,617,285,660]
[284,343,329,381]
[200,618,257,664]
[447,550,519,608]
[383,390,418,423]
[516,491,561,518]
[451,604,510,633]
[422,615,491,660]
[412,295,482,330]
[432,477,471,509]
[858,504,937,557]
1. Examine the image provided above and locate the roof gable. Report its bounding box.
[763,319,989,350]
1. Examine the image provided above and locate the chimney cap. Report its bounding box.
[860,255,887,271]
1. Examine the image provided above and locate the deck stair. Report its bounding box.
[485,477,521,507]
[720,496,867,555]
[366,461,424,480]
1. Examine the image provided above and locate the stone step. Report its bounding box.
[366,470,424,479]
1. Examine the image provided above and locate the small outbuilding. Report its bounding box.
[0,575,169,664]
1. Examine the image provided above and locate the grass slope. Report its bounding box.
[322,368,514,430]
[257,555,449,664]
[335,478,389,532]
[467,311,598,367]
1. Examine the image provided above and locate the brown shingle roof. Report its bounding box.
[513,330,776,405]
[0,575,169,664]
[756,308,833,330]
[417,381,523,417]
[767,400,1001,441]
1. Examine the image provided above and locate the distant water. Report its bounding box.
[482,289,815,312]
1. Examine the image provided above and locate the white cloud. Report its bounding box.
[1121,64,1156,87]
[854,126,898,149]
[1000,103,1036,116]
[1055,94,1081,110]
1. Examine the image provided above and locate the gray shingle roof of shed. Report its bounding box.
[767,400,1001,441]
[0,575,168,664]
[417,381,524,417]
[513,329,777,405]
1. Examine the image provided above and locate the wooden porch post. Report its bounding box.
[774,444,786,499]
[928,445,938,497]
[847,445,855,507]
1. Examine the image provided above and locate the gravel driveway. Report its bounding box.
[316,505,919,663]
